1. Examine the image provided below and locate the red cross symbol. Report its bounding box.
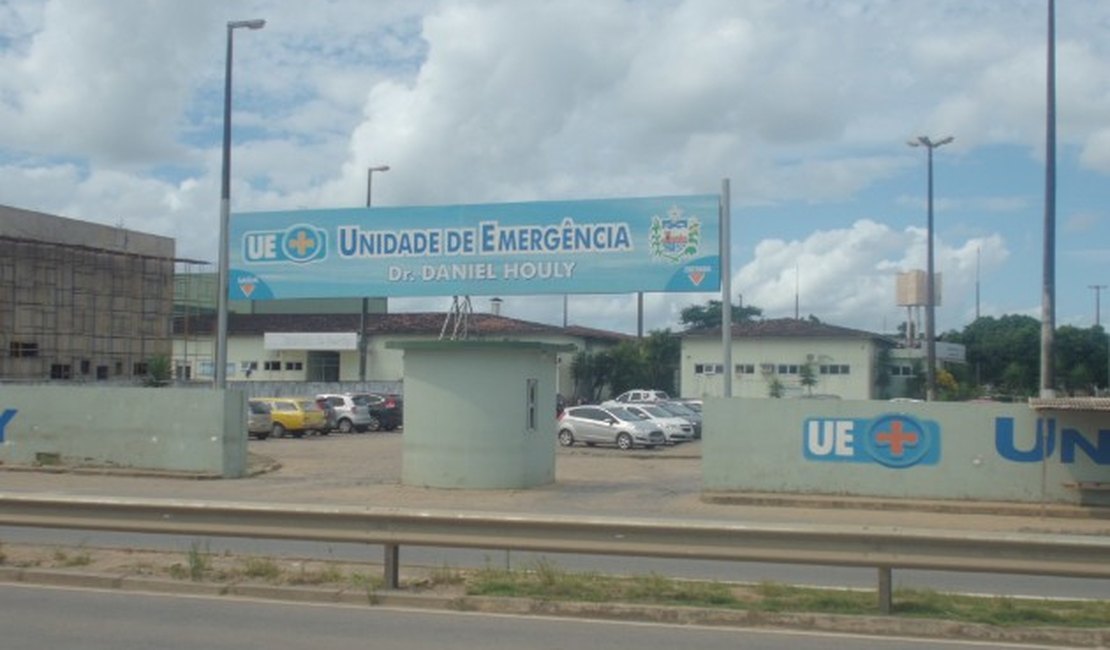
[874,420,919,457]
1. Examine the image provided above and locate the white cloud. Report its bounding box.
[0,0,1106,336]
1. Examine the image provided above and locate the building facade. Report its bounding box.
[0,205,175,382]
[681,319,901,400]
[173,310,628,397]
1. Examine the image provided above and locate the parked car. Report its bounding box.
[246,399,273,440]
[656,400,702,439]
[351,392,404,432]
[676,398,703,412]
[316,393,375,433]
[557,405,666,450]
[256,397,327,438]
[616,403,695,444]
[611,389,670,404]
[315,397,338,433]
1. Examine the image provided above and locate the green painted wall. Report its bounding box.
[0,386,246,477]
[703,398,1110,506]
[394,342,562,489]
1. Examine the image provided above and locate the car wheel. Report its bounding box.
[557,429,574,447]
[366,416,382,432]
[616,432,633,450]
[337,419,353,434]
[272,423,286,438]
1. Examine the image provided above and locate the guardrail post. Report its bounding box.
[383,543,400,589]
[877,566,893,615]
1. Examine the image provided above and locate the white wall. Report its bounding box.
[0,386,246,477]
[681,336,879,399]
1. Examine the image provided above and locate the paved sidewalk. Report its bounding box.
[3,433,1109,537]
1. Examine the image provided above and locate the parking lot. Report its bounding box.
[5,429,1110,537]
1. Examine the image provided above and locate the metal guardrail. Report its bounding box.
[1,492,1108,614]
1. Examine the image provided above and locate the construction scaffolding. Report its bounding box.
[0,206,182,383]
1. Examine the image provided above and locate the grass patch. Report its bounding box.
[242,557,282,582]
[465,562,1110,628]
[184,541,211,581]
[52,547,92,568]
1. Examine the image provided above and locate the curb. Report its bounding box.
[702,491,1110,521]
[1,567,1106,647]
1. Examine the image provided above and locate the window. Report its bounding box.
[50,364,72,379]
[820,364,850,375]
[133,362,149,375]
[9,341,38,358]
[890,365,914,377]
[777,364,799,375]
[526,378,538,431]
[694,363,724,375]
[284,361,303,371]
[80,360,90,375]
[734,364,755,375]
[263,360,281,371]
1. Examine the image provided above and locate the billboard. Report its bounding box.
[228,194,720,300]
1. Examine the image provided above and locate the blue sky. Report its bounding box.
[0,0,1107,336]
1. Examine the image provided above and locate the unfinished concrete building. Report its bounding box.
[0,205,177,382]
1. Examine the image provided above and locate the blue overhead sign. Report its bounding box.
[228,194,720,300]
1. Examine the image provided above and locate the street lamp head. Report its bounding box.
[908,135,954,149]
[229,19,266,30]
[369,165,390,173]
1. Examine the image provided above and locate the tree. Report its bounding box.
[641,329,680,395]
[944,315,1039,397]
[680,300,762,331]
[144,355,172,387]
[569,329,680,402]
[798,361,817,395]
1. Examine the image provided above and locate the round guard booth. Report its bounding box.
[386,340,573,489]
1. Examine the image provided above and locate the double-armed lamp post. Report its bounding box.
[907,135,953,402]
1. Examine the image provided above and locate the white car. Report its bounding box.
[607,402,694,444]
[611,389,670,404]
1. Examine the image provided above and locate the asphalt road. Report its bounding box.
[0,584,1058,650]
[2,433,1109,600]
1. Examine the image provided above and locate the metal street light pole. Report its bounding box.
[216,18,265,389]
[359,165,390,382]
[907,135,953,402]
[1091,284,1107,328]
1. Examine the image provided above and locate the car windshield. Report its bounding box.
[661,402,694,416]
[640,406,670,418]
[607,407,640,421]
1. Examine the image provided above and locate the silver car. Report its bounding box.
[557,405,666,450]
[246,399,273,440]
[316,393,375,433]
[619,403,695,444]
[656,400,702,439]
